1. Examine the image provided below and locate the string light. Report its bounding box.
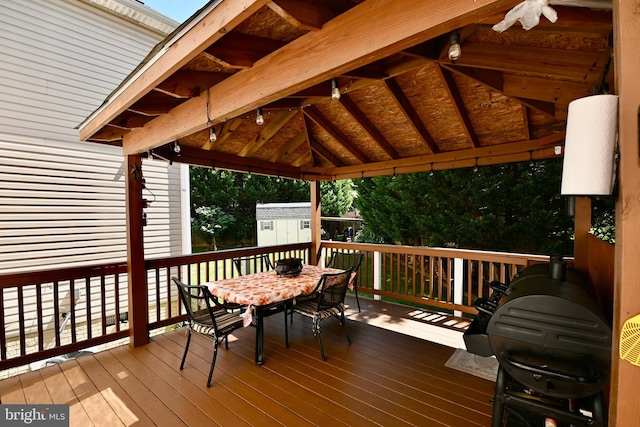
[256,108,264,126]
[209,127,217,143]
[172,141,181,154]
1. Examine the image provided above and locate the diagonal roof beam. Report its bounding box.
[384,78,439,154]
[238,110,299,157]
[434,63,479,148]
[338,94,400,160]
[87,0,517,155]
[304,106,370,164]
[79,0,270,140]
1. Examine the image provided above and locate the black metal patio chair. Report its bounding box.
[287,268,354,361]
[173,277,244,387]
[326,250,364,312]
[233,254,274,276]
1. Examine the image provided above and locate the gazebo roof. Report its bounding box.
[78,0,613,180]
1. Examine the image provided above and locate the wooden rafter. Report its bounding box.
[153,71,230,99]
[200,118,243,150]
[268,0,338,31]
[303,106,369,164]
[269,130,308,163]
[238,109,299,157]
[104,0,517,155]
[434,63,479,148]
[384,78,439,154]
[443,65,557,117]
[79,0,270,141]
[447,42,609,85]
[204,32,287,69]
[338,94,399,160]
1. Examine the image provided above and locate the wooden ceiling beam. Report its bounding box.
[270,130,308,163]
[200,118,243,150]
[177,145,303,178]
[204,32,287,69]
[112,0,517,155]
[434,63,480,148]
[153,71,230,99]
[479,6,612,35]
[309,138,340,168]
[338,94,400,160]
[79,0,270,141]
[304,106,370,164]
[238,110,299,157]
[446,42,609,85]
[302,132,565,180]
[384,78,439,154]
[268,0,342,31]
[444,64,557,117]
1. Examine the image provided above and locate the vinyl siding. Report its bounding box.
[0,0,185,274]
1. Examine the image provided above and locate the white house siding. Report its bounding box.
[0,0,186,275]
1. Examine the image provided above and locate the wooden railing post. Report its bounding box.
[453,258,463,317]
[125,154,149,347]
[373,250,381,301]
[310,180,322,265]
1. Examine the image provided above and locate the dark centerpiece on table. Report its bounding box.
[275,258,303,276]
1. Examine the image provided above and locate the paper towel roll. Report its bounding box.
[561,94,618,196]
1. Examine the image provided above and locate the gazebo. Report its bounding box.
[77,1,639,424]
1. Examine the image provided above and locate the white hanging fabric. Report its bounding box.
[492,0,558,32]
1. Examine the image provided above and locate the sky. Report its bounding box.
[140,0,209,23]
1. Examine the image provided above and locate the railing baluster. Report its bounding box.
[0,288,5,360]
[18,286,26,356]
[36,284,44,351]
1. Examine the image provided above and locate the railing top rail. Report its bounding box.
[320,241,555,265]
[146,242,312,269]
[0,262,128,289]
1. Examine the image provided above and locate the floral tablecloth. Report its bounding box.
[204,265,343,326]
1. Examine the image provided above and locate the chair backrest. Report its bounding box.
[318,268,354,308]
[173,277,217,328]
[327,251,363,284]
[233,254,274,276]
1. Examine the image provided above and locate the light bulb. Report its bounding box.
[331,78,341,100]
[172,141,181,154]
[448,32,461,62]
[256,108,264,126]
[209,127,217,142]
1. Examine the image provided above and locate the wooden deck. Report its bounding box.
[0,298,495,426]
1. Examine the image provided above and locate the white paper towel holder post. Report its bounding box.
[560,94,619,199]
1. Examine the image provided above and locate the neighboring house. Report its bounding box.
[0,0,189,275]
[0,0,188,372]
[256,202,311,246]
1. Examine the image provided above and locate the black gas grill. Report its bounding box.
[465,257,611,427]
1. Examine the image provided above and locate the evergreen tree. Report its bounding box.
[354,159,575,255]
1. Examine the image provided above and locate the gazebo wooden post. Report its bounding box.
[573,197,591,275]
[611,1,640,424]
[125,154,149,347]
[310,180,322,265]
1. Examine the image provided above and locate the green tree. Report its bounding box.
[320,180,354,216]
[190,167,310,248]
[354,159,575,255]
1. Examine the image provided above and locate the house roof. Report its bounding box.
[78,0,614,181]
[256,202,311,220]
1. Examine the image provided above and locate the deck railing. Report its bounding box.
[321,242,550,315]
[0,241,548,374]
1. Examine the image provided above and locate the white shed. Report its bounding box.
[256,202,311,246]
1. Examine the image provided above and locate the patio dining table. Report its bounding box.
[203,264,343,365]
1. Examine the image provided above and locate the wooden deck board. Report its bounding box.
[0,299,495,426]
